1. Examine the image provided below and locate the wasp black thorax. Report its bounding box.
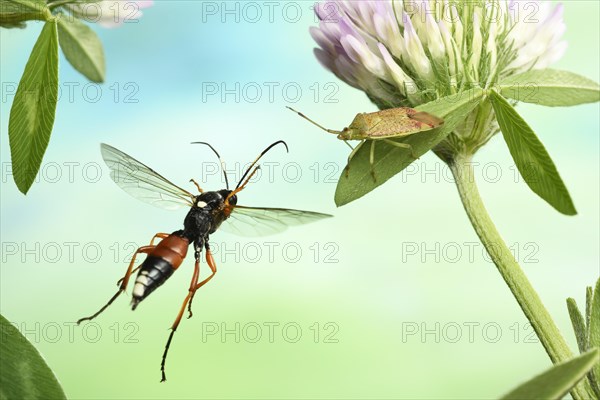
[182,190,237,241]
[131,191,238,310]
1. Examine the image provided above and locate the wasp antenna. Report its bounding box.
[235,141,287,190]
[286,106,340,135]
[270,139,289,153]
[191,141,230,190]
[191,141,221,158]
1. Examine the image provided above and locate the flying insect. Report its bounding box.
[77,141,331,381]
[287,106,444,180]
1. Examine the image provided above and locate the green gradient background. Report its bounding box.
[1,2,598,398]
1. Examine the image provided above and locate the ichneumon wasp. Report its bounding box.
[77,141,332,381]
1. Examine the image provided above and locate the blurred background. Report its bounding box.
[1,1,598,398]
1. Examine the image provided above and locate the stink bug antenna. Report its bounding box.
[191,142,230,190]
[235,140,288,190]
[286,106,341,135]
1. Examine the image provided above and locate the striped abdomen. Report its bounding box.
[131,234,189,310]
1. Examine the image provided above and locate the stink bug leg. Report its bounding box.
[345,139,417,183]
[369,141,376,182]
[344,140,365,178]
[382,138,418,159]
[369,139,418,182]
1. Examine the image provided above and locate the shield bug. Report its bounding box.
[287,107,444,181]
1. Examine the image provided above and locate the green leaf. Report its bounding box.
[0,18,26,28]
[587,285,594,336]
[499,69,600,107]
[334,88,483,206]
[0,0,49,27]
[567,298,588,354]
[8,20,59,194]
[0,314,66,399]
[590,279,600,384]
[1,0,46,13]
[500,348,600,400]
[48,0,101,9]
[489,90,576,215]
[57,13,105,83]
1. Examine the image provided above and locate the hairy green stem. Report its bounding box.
[448,152,588,399]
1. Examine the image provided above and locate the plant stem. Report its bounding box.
[448,151,588,399]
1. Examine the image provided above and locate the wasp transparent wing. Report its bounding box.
[101,143,195,210]
[219,205,332,237]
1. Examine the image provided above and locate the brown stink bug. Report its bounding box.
[287,106,444,181]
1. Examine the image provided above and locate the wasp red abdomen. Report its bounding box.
[131,234,189,309]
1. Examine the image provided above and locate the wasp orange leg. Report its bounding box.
[197,245,217,291]
[116,265,141,287]
[187,243,217,319]
[149,232,171,246]
[115,233,169,286]
[77,243,155,325]
[186,249,201,318]
[190,179,204,193]
[160,245,202,382]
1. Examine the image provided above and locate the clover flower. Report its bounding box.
[66,0,153,28]
[311,0,566,108]
[308,7,599,398]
